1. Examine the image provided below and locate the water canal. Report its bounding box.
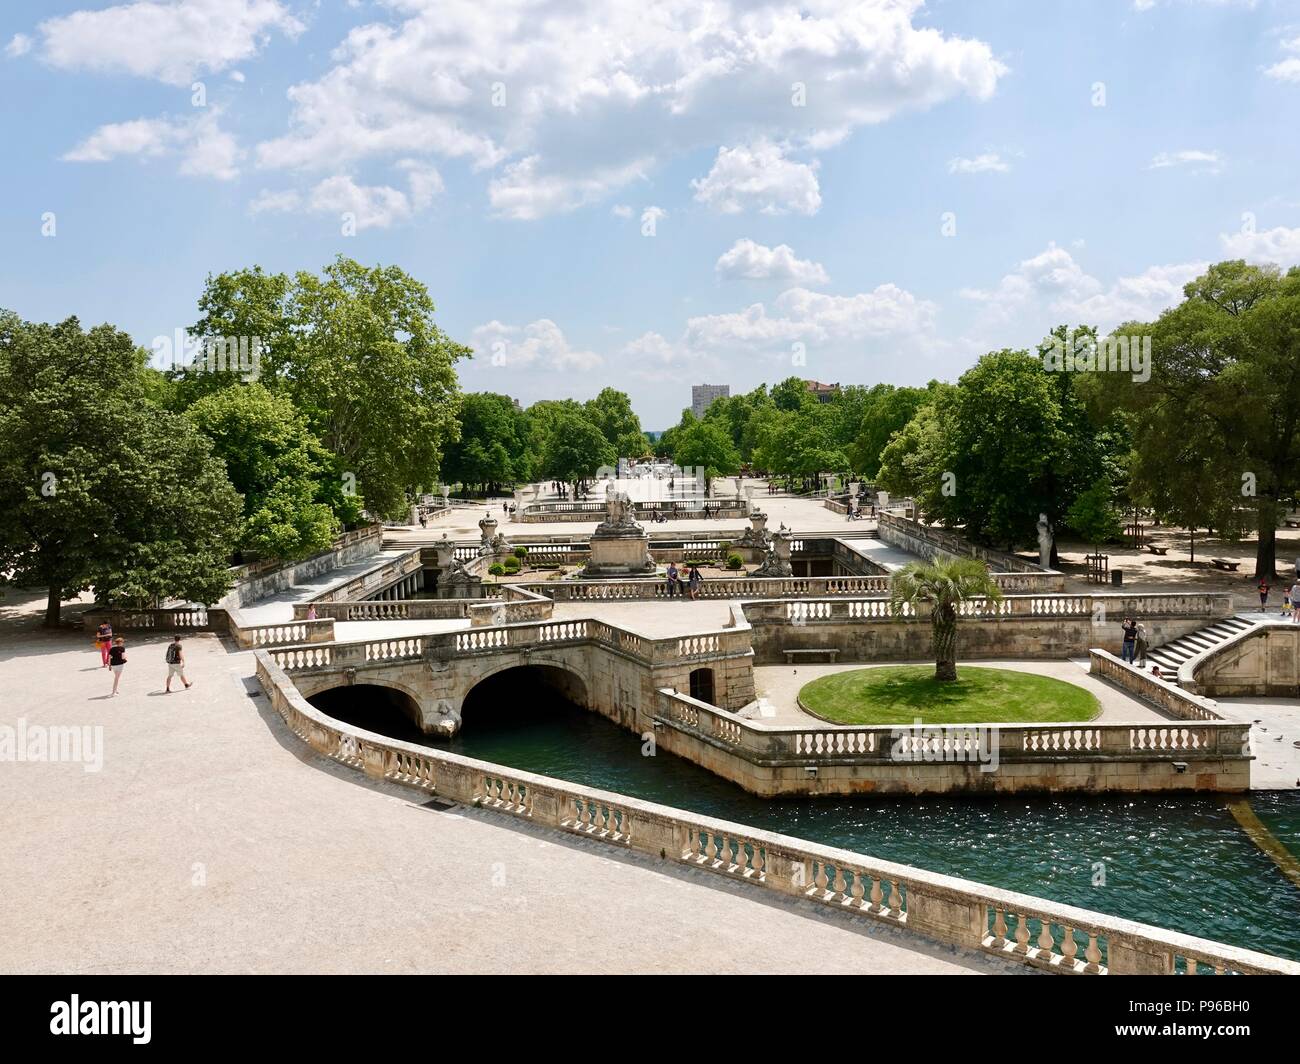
[311,680,1300,962]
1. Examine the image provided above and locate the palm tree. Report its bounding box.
[889,558,1003,682]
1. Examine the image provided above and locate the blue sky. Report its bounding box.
[3,0,1299,428]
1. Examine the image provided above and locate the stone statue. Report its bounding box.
[594,484,643,535]
[478,512,510,556]
[752,527,793,578]
[738,508,771,549]
[1036,512,1052,568]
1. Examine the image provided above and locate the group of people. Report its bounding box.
[1257,577,1300,620]
[1119,616,1150,668]
[94,621,192,696]
[665,562,703,599]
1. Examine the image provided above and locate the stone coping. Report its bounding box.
[1088,649,1223,722]
[254,650,1299,975]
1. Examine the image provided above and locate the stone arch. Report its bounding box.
[460,661,591,724]
[306,679,426,733]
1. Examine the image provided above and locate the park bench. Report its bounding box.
[1210,558,1240,571]
[1285,517,1300,528]
[783,648,840,663]
[1146,544,1169,556]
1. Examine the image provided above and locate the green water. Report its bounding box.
[319,685,1300,962]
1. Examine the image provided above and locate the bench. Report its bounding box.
[783,649,840,663]
[1211,558,1240,571]
[1146,545,1169,556]
[1285,518,1300,529]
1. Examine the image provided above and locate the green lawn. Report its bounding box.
[797,665,1101,725]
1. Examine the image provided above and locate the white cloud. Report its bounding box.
[685,282,935,352]
[5,33,33,57]
[470,319,603,371]
[715,238,829,285]
[691,140,821,216]
[30,0,303,86]
[249,165,441,228]
[610,204,633,218]
[248,188,302,214]
[1148,149,1223,171]
[962,242,1207,330]
[63,110,243,180]
[1220,224,1300,266]
[487,156,648,220]
[948,152,1009,174]
[252,0,1005,218]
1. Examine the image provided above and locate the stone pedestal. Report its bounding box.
[582,485,656,578]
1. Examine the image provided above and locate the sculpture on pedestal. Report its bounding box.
[1036,512,1053,568]
[478,512,510,556]
[737,508,772,550]
[582,484,655,577]
[752,525,793,577]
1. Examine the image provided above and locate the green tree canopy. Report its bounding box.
[0,312,241,624]
[672,420,741,494]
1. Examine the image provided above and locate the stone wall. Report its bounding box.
[221,524,384,608]
[1190,625,1300,696]
[877,511,1051,575]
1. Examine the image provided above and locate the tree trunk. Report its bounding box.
[1255,500,1278,579]
[44,585,62,627]
[1189,528,1195,565]
[932,609,958,682]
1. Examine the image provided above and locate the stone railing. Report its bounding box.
[266,614,753,676]
[1188,622,1300,696]
[230,617,335,650]
[306,549,424,605]
[81,606,211,631]
[293,599,486,622]
[520,499,749,523]
[223,523,384,607]
[468,585,555,627]
[877,511,1051,575]
[1089,650,1224,722]
[253,651,1298,975]
[740,592,1234,626]
[657,689,1249,767]
[506,571,1067,602]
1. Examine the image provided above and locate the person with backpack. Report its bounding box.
[95,621,113,668]
[108,638,127,696]
[164,636,192,693]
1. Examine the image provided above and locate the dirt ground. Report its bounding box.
[1035,525,1300,612]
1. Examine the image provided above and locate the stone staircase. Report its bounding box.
[1145,614,1266,684]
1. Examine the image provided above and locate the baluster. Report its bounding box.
[832,867,847,898]
[814,863,829,892]
[1186,957,1197,975]
[992,908,1008,947]
[887,880,902,917]
[1084,933,1102,973]
[1060,927,1078,969]
[870,878,884,912]
[1037,920,1055,959]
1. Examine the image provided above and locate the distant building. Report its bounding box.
[691,383,730,419]
[804,380,840,404]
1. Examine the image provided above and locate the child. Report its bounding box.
[1284,587,1293,618]
[108,637,127,696]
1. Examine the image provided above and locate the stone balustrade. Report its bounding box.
[468,585,555,627]
[81,606,210,631]
[254,650,1299,976]
[292,599,484,622]
[307,549,424,605]
[657,689,1250,767]
[1088,649,1224,721]
[231,616,335,650]
[877,511,1052,575]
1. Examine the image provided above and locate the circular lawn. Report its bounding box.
[797,665,1101,726]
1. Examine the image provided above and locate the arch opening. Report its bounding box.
[308,683,425,741]
[459,665,590,732]
[689,667,716,705]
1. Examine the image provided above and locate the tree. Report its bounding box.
[186,383,339,561]
[583,387,644,458]
[673,420,741,496]
[443,392,527,493]
[541,413,615,497]
[1097,262,1300,577]
[0,313,241,624]
[889,558,1003,682]
[191,256,470,518]
[1065,478,1123,547]
[849,384,931,478]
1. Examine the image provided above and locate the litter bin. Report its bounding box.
[1111,569,1123,586]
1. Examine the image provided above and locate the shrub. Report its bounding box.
[488,563,505,576]
[502,557,521,573]
[513,546,528,559]
[726,553,743,570]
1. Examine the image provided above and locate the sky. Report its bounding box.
[2,0,1299,429]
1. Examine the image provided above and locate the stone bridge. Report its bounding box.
[269,613,756,738]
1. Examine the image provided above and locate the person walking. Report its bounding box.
[666,562,679,599]
[1292,582,1300,624]
[687,564,702,600]
[1120,617,1137,664]
[164,636,192,693]
[95,620,113,668]
[108,637,127,696]
[1258,579,1270,613]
